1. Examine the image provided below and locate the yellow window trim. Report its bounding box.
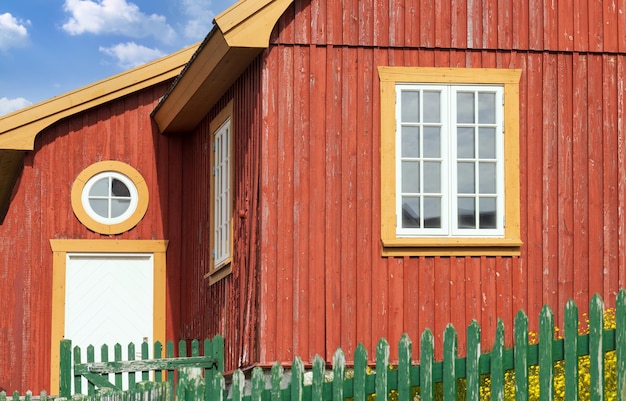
[206,101,234,284]
[49,239,168,395]
[71,161,149,235]
[378,67,522,256]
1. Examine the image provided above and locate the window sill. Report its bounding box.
[381,237,522,257]
[204,263,232,285]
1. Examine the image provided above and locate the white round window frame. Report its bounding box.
[81,171,139,225]
[71,161,149,235]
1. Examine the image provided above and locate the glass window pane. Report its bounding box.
[401,197,420,228]
[457,162,475,194]
[457,127,475,158]
[458,197,476,228]
[110,199,131,218]
[423,127,441,158]
[89,199,109,218]
[401,126,420,158]
[89,178,109,197]
[479,128,496,159]
[401,91,420,123]
[478,92,496,124]
[423,91,441,123]
[423,197,441,228]
[479,197,497,228]
[401,162,420,193]
[111,178,131,197]
[479,162,497,194]
[423,161,441,193]
[457,92,475,123]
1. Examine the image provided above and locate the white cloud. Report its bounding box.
[180,0,215,40]
[0,13,30,51]
[62,0,176,43]
[99,42,165,69]
[0,97,32,115]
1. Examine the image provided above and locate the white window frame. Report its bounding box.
[212,118,232,268]
[395,84,505,238]
[81,171,139,226]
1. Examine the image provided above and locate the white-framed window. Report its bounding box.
[71,161,149,235]
[396,84,504,238]
[81,171,139,225]
[378,67,522,256]
[212,118,232,268]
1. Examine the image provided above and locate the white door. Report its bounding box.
[65,253,154,389]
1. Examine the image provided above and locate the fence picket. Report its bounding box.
[251,367,264,401]
[167,340,175,401]
[87,344,95,395]
[589,294,604,401]
[420,329,434,401]
[311,354,324,401]
[128,342,136,389]
[539,305,554,401]
[333,349,345,401]
[466,320,481,400]
[398,334,412,401]
[564,299,578,401]
[230,370,244,401]
[375,338,389,401]
[353,345,367,401]
[514,310,529,401]
[114,343,122,390]
[617,290,626,401]
[443,325,457,401]
[292,358,304,401]
[141,341,149,382]
[73,342,83,395]
[154,341,163,383]
[491,319,505,401]
[271,363,284,401]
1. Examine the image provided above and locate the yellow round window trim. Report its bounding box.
[71,161,149,235]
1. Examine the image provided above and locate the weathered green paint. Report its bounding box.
[332,349,345,401]
[420,329,434,401]
[443,325,457,401]
[59,340,72,399]
[466,320,481,401]
[589,294,604,401]
[514,310,528,401]
[617,291,626,401]
[398,334,412,401]
[539,305,554,401]
[353,345,367,401]
[491,319,504,401]
[564,299,578,401]
[375,338,389,401]
[270,363,284,401]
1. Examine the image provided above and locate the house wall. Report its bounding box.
[253,0,626,365]
[174,59,263,371]
[0,82,173,392]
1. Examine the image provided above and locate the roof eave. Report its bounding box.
[153,0,294,134]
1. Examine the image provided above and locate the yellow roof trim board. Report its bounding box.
[0,44,198,223]
[153,0,295,134]
[0,44,198,151]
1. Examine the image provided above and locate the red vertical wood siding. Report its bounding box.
[175,59,263,371]
[247,0,626,365]
[0,82,173,392]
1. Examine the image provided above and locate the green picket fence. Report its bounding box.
[59,336,224,400]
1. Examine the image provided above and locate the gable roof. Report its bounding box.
[0,0,294,223]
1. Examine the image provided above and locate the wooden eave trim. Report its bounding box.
[0,44,198,151]
[153,0,294,134]
[153,32,262,133]
[215,0,294,47]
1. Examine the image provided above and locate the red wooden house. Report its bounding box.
[1,0,625,394]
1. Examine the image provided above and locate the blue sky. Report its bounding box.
[0,0,236,115]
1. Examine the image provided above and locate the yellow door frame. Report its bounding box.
[49,239,168,395]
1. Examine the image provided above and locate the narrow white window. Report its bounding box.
[213,119,231,267]
[395,84,504,237]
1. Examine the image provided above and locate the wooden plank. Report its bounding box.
[358,0,373,45]
[324,45,343,360]
[602,54,619,303]
[434,257,450,360]
[259,43,279,363]
[528,0,543,49]
[309,0,326,44]
[434,0,451,48]
[340,46,358,358]
[572,53,590,308]
[557,52,574,329]
[603,0,619,51]
[496,257,513,347]
[543,0,558,49]
[542,52,559,314]
[557,0,574,50]
[388,257,404,362]
[404,0,419,47]
[497,0,513,49]
[389,0,404,47]
[450,0,467,48]
[482,0,497,48]
[342,0,359,45]
[293,44,310,359]
[589,0,604,51]
[308,44,327,360]
[356,46,374,357]
[539,306,554,401]
[450,257,466,355]
[372,0,389,47]
[419,0,435,47]
[327,0,342,44]
[619,56,626,287]
[419,257,435,356]
[573,0,589,50]
[294,0,310,44]
[589,295,604,401]
[466,0,482,49]
[512,0,529,49]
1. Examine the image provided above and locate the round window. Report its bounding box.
[71,161,149,234]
